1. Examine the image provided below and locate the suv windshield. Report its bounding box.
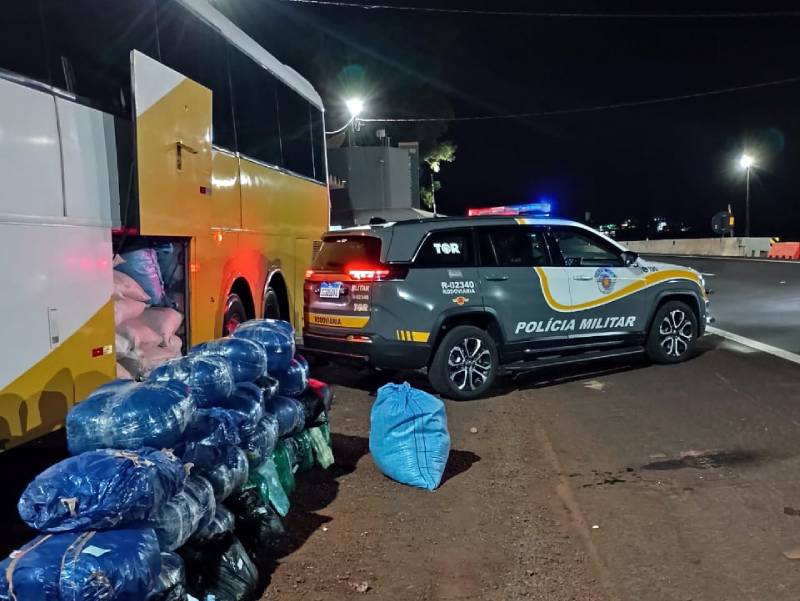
[312,236,382,271]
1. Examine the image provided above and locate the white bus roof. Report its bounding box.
[179,0,324,110]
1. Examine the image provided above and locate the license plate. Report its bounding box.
[319,282,342,299]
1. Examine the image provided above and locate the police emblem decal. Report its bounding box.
[594,267,617,294]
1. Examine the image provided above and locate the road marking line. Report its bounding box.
[700,272,715,276]
[657,254,800,264]
[707,326,800,365]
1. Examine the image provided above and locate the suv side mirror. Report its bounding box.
[621,250,638,266]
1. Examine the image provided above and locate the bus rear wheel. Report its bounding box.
[223,293,248,336]
[264,287,282,320]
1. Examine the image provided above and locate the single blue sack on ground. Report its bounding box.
[369,382,451,491]
[66,380,195,455]
[19,448,186,532]
[0,528,160,601]
[190,337,267,382]
[149,355,235,408]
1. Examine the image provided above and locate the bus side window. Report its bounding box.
[230,49,282,168]
[278,86,314,180]
[310,106,326,184]
[157,0,236,151]
[43,0,159,117]
[0,0,50,84]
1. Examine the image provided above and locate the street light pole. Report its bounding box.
[745,165,751,238]
[430,171,437,216]
[739,153,754,237]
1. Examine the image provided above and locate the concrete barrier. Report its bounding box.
[619,237,773,258]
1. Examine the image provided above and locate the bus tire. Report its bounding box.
[223,293,248,335]
[264,287,282,320]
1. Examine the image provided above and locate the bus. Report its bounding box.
[0,0,329,451]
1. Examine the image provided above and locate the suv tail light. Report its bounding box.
[305,264,408,282]
[346,263,408,282]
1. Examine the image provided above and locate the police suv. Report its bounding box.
[303,208,710,400]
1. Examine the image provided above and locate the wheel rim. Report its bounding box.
[447,337,493,391]
[659,309,694,358]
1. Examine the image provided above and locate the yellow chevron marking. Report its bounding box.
[534,267,703,313]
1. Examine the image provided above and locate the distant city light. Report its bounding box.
[346,97,365,118]
[739,153,755,169]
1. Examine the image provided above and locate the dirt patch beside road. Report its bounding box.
[263,378,605,600]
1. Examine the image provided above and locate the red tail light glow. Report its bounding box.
[347,266,391,281]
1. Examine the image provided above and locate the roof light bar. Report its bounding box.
[467,202,551,217]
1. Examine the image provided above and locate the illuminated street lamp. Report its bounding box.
[739,153,755,237]
[345,97,365,119]
[345,97,364,147]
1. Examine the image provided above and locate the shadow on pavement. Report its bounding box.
[0,430,69,557]
[440,449,481,486]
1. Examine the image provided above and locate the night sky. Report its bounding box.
[219,1,800,238]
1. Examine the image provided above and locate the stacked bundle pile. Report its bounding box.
[2,320,334,601]
[114,246,185,379]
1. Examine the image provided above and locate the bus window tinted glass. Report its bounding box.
[44,0,158,116]
[553,227,623,267]
[415,230,474,268]
[0,0,49,84]
[230,49,282,167]
[278,86,313,178]
[310,106,326,183]
[157,0,236,150]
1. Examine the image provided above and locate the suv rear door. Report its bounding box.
[405,229,481,343]
[477,225,572,359]
[304,234,381,334]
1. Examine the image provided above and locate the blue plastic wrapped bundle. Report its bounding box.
[190,337,267,383]
[148,552,186,601]
[240,415,279,468]
[175,408,241,472]
[215,383,264,438]
[66,380,195,455]
[197,446,249,502]
[0,528,160,601]
[149,475,216,551]
[190,505,235,543]
[255,375,280,401]
[232,320,294,375]
[369,382,451,491]
[149,355,235,408]
[278,357,309,397]
[263,395,305,438]
[19,448,186,532]
[116,248,166,306]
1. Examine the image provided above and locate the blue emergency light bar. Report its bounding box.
[467,201,552,217]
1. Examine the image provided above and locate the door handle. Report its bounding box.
[485,274,509,281]
[175,140,198,171]
[572,275,593,281]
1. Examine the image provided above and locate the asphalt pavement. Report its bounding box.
[645,254,800,354]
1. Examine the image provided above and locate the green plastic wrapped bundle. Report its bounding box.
[247,459,290,517]
[308,426,334,469]
[291,430,315,473]
[272,440,296,496]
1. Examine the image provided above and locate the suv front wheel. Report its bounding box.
[429,325,498,400]
[646,300,698,364]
